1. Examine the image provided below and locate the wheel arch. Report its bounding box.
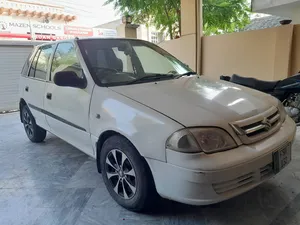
[19,98,27,123]
[96,130,134,173]
[95,130,153,179]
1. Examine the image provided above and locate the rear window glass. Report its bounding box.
[28,45,54,80]
[21,48,37,77]
[28,49,40,78]
[35,45,54,80]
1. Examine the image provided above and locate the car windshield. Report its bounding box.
[77,39,194,86]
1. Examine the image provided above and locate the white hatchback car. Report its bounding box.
[19,38,296,212]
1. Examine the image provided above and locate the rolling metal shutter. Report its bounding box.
[0,45,33,112]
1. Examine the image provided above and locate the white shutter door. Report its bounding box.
[0,46,33,112]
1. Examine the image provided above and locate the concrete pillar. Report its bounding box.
[180,0,203,73]
[116,24,140,38]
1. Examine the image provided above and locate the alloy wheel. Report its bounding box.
[23,110,34,138]
[105,149,137,199]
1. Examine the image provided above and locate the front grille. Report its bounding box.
[230,106,282,144]
[213,163,275,195]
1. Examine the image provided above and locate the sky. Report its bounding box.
[26,0,120,27]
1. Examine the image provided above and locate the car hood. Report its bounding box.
[109,76,278,127]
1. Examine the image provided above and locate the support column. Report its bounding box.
[181,0,203,73]
[116,24,140,38]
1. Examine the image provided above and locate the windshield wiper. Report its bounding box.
[127,74,175,85]
[175,71,197,79]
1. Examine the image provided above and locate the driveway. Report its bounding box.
[0,112,300,225]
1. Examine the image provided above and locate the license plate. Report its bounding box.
[273,144,292,173]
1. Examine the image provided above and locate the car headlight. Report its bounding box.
[278,101,286,122]
[166,128,237,154]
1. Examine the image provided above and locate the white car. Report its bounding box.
[19,38,296,212]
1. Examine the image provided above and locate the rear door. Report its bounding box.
[44,42,94,156]
[22,44,55,130]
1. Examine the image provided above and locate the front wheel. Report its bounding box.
[21,105,47,143]
[100,135,157,212]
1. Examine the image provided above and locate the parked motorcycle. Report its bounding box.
[220,73,300,124]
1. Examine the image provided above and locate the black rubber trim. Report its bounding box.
[28,103,86,132]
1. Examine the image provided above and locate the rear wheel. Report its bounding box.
[100,135,157,212]
[21,105,47,143]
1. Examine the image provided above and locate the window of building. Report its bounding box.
[51,42,83,80]
[150,32,159,44]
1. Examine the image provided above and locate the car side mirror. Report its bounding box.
[54,71,87,89]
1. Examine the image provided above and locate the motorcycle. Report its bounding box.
[220,73,300,124]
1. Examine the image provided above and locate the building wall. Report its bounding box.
[159,24,296,81]
[252,0,300,23]
[252,0,298,11]
[159,35,196,71]
[95,19,121,30]
[291,25,300,74]
[96,19,167,43]
[202,25,294,80]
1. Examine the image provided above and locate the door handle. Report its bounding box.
[46,93,52,100]
[25,86,29,92]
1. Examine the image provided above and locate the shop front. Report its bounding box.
[0,0,117,41]
[0,18,117,40]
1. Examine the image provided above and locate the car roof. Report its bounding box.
[36,37,146,48]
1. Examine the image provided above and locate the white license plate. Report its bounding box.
[273,144,292,173]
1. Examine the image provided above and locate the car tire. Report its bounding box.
[100,135,157,212]
[21,105,47,143]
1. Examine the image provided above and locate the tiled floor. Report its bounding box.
[1,112,300,225]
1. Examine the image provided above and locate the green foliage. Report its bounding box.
[203,0,250,35]
[105,0,250,38]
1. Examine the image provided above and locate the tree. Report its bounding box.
[105,0,250,38]
[203,0,250,35]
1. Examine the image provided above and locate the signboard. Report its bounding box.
[64,26,93,36]
[0,16,117,40]
[0,17,64,35]
[93,28,117,38]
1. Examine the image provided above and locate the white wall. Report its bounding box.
[252,0,299,11]
[252,0,300,23]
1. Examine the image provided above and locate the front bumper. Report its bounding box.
[146,116,296,205]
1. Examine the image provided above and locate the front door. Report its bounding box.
[44,42,94,156]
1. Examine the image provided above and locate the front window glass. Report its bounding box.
[51,42,83,81]
[78,39,193,86]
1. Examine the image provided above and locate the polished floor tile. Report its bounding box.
[0,112,300,225]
